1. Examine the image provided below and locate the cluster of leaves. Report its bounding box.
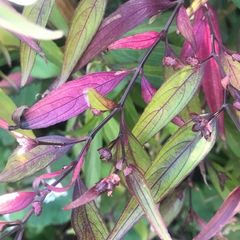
[0,0,240,239]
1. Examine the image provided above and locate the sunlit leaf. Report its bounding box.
[20,0,54,86]
[0,2,63,40]
[71,180,109,240]
[108,120,217,240]
[133,66,202,143]
[57,0,107,86]
[126,165,172,240]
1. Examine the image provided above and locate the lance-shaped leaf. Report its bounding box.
[84,88,117,114]
[141,75,157,104]
[113,125,151,172]
[125,165,172,240]
[0,1,63,40]
[64,173,120,210]
[108,120,217,240]
[57,0,107,86]
[17,70,129,129]
[20,0,54,87]
[181,5,224,138]
[71,180,109,240]
[224,54,240,91]
[76,0,176,69]
[8,0,37,6]
[108,31,160,50]
[0,135,75,182]
[177,6,196,51]
[133,66,202,144]
[193,187,240,240]
[0,191,35,214]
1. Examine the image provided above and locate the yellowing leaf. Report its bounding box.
[133,66,202,143]
[224,54,240,91]
[85,88,116,112]
[57,0,107,86]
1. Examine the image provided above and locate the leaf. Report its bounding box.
[224,54,240,91]
[18,70,129,129]
[0,88,34,138]
[64,173,120,210]
[85,88,117,113]
[108,120,217,240]
[0,1,63,40]
[125,165,172,240]
[141,75,157,104]
[176,6,196,50]
[76,0,176,69]
[71,180,109,240]
[0,191,35,214]
[7,0,38,6]
[20,0,54,86]
[133,66,202,144]
[57,0,107,86]
[108,31,160,50]
[231,0,240,9]
[0,135,74,182]
[193,187,240,240]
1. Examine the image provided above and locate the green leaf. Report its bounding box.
[71,180,109,240]
[126,166,172,240]
[108,120,217,240]
[0,2,63,40]
[20,0,54,86]
[132,66,202,143]
[84,132,102,187]
[58,0,107,86]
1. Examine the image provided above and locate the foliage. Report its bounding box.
[0,0,240,239]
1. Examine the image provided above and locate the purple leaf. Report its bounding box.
[181,5,225,139]
[108,31,160,50]
[0,135,75,182]
[141,75,157,104]
[75,0,176,69]
[0,191,35,214]
[16,70,130,129]
[193,187,240,240]
[64,173,120,210]
[177,6,196,51]
[0,118,8,130]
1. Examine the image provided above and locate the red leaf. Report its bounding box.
[75,0,176,69]
[193,187,240,240]
[141,75,157,103]
[0,191,35,214]
[177,6,196,51]
[64,173,120,210]
[17,71,129,129]
[108,31,160,50]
